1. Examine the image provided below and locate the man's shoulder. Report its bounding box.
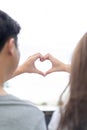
[0,94,43,116]
[0,95,47,130]
[9,95,43,111]
[0,94,45,121]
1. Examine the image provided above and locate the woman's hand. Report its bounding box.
[40,53,70,75]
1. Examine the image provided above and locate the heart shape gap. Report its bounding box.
[35,59,52,73]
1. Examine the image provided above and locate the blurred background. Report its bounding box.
[1,0,87,106]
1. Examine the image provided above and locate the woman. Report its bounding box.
[44,33,87,130]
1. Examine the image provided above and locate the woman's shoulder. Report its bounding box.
[48,107,61,130]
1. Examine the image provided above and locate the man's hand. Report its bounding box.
[12,53,45,78]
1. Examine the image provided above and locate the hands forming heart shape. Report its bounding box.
[35,58,52,75]
[21,53,65,76]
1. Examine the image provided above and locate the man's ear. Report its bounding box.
[7,38,15,55]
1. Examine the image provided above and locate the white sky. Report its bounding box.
[1,0,87,105]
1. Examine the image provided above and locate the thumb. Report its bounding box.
[44,69,54,76]
[35,69,45,76]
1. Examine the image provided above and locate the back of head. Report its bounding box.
[58,33,87,130]
[70,32,87,100]
[0,10,21,51]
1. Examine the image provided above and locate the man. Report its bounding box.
[0,10,46,130]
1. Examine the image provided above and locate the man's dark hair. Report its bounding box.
[0,10,21,51]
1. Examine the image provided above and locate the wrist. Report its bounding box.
[14,65,25,76]
[64,64,70,73]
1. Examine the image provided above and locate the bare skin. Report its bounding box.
[12,53,45,78]
[40,53,70,75]
[12,53,70,79]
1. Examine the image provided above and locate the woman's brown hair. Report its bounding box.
[58,33,87,130]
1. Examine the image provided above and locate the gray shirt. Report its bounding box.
[0,94,47,130]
